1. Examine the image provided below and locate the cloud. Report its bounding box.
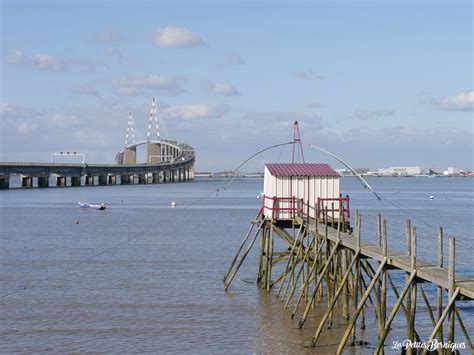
[50,113,81,127]
[96,29,123,42]
[351,108,395,120]
[5,49,68,72]
[431,91,474,111]
[226,51,245,65]
[151,26,206,48]
[203,80,240,96]
[67,82,102,97]
[162,103,228,120]
[292,69,325,80]
[112,74,186,96]
[0,102,38,120]
[306,101,321,109]
[16,122,39,135]
[238,111,323,136]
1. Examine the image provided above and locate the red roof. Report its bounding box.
[265,163,339,177]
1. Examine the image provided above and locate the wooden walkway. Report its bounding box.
[307,219,474,300]
[224,212,474,354]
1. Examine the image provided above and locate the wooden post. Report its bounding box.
[342,206,349,320]
[223,218,262,283]
[408,226,417,355]
[257,225,265,284]
[380,219,387,352]
[224,222,264,290]
[447,237,455,355]
[276,224,303,297]
[375,270,417,353]
[423,288,460,355]
[405,219,412,333]
[297,241,341,327]
[377,213,382,247]
[351,212,361,344]
[266,225,274,291]
[437,226,444,344]
[312,250,360,347]
[336,257,388,355]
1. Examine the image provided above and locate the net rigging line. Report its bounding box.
[306,143,470,241]
[182,141,296,209]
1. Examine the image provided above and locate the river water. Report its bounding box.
[0,177,472,353]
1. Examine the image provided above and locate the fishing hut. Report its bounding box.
[262,162,349,227]
[223,122,473,354]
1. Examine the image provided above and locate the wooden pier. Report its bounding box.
[223,206,473,354]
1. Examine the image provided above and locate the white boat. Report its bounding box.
[78,202,106,210]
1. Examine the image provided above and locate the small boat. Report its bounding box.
[78,202,106,210]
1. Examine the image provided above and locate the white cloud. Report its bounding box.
[151,26,206,48]
[50,113,81,127]
[226,51,245,65]
[112,74,185,96]
[292,69,325,80]
[4,49,24,65]
[4,49,67,72]
[162,104,228,120]
[204,80,240,96]
[352,108,395,120]
[67,82,101,97]
[431,91,474,111]
[17,122,38,135]
[306,101,321,109]
[96,29,123,42]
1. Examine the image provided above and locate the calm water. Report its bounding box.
[0,177,472,353]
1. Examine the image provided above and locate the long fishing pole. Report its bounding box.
[216,141,296,194]
[306,143,382,200]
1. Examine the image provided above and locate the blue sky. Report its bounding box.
[1,0,472,171]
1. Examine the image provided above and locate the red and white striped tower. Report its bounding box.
[124,111,136,147]
[146,97,160,141]
[123,112,137,164]
[146,97,162,164]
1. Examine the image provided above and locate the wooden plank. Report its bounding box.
[308,222,474,300]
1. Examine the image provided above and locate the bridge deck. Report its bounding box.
[305,220,474,300]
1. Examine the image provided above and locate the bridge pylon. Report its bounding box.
[122,111,137,165]
[146,97,162,164]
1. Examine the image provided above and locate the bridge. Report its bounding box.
[0,98,195,189]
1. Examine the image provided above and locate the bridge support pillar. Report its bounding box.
[0,175,10,189]
[56,176,66,187]
[172,170,177,182]
[71,176,81,187]
[98,175,107,186]
[108,175,116,185]
[121,174,130,185]
[38,175,49,188]
[138,174,147,184]
[152,173,160,183]
[162,171,167,183]
[21,176,33,188]
[85,175,94,186]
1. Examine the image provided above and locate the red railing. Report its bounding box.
[316,196,350,221]
[260,195,304,220]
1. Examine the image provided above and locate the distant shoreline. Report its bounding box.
[195,173,473,179]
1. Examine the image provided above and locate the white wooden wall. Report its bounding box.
[263,169,340,219]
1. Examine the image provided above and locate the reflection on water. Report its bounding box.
[0,177,472,352]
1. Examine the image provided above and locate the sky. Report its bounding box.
[1,0,473,172]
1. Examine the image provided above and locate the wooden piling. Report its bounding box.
[408,226,417,355]
[437,226,444,344]
[447,237,455,355]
